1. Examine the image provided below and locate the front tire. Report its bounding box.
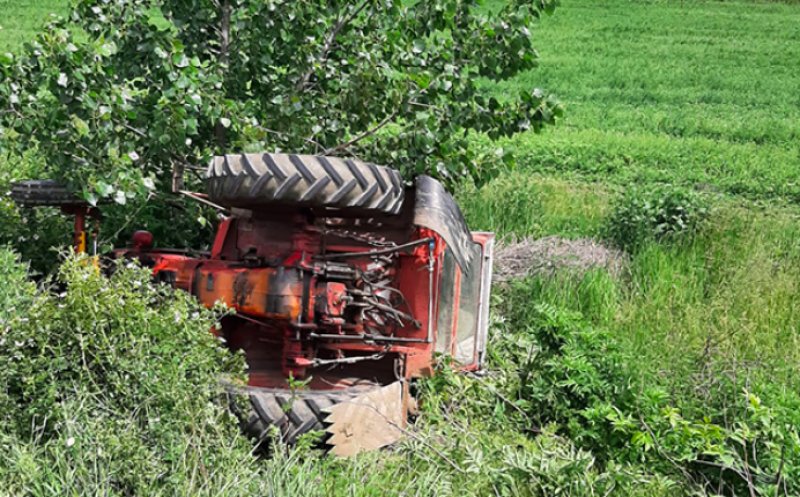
[10,180,84,207]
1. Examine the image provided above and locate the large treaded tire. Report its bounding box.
[206,153,404,215]
[10,180,85,207]
[229,385,377,449]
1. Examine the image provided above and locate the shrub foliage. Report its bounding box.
[0,254,263,496]
[603,185,709,251]
[492,276,800,496]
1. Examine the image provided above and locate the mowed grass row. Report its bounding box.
[0,0,66,51]
[486,0,800,200]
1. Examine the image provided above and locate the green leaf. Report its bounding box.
[72,116,90,137]
[114,190,128,205]
[95,182,114,198]
[97,41,117,57]
[173,53,189,68]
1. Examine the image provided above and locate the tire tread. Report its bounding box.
[206,153,404,215]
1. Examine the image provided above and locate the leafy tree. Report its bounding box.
[1,0,561,207]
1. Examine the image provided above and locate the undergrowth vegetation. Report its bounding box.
[0,254,263,496]
[461,172,800,494]
[603,185,710,252]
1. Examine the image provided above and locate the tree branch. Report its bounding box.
[294,0,371,92]
[639,416,698,486]
[255,124,325,150]
[324,110,397,155]
[774,444,786,497]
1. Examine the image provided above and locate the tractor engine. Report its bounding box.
[123,209,439,391]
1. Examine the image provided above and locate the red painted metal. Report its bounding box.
[61,204,98,254]
[131,230,154,250]
[113,203,492,393]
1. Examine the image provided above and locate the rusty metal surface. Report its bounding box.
[194,266,305,321]
[412,175,474,273]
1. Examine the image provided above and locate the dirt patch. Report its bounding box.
[493,236,627,282]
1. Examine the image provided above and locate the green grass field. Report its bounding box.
[0,0,66,51]
[483,0,800,200]
[2,1,800,495]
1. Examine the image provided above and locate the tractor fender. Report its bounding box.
[412,175,474,273]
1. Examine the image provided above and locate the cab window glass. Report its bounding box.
[435,249,456,354]
[454,242,483,364]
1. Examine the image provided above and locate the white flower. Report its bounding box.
[66,437,75,447]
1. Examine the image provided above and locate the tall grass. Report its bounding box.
[466,173,800,395]
[458,172,610,240]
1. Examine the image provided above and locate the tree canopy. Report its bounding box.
[1,0,560,207]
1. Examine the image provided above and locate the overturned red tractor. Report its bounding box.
[11,153,494,455]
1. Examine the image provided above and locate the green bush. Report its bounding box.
[0,255,268,496]
[492,286,633,455]
[492,275,800,495]
[626,390,800,496]
[603,185,709,251]
[0,248,35,323]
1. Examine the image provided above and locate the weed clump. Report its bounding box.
[603,185,709,252]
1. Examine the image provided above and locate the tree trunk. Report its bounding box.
[214,0,232,149]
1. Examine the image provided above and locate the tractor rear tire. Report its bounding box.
[10,180,85,207]
[229,384,377,449]
[206,153,404,215]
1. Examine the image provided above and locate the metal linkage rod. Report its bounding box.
[316,237,433,260]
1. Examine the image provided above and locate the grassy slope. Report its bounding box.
[461,4,800,490]
[464,0,800,384]
[487,0,800,200]
[462,0,800,394]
